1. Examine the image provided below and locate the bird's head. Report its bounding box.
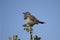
[23,12,31,15]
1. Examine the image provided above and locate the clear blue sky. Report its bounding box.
[0,0,60,40]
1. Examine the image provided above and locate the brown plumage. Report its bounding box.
[23,12,44,26]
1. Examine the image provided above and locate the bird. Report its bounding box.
[23,12,44,27]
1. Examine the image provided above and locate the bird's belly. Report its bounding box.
[25,18,31,23]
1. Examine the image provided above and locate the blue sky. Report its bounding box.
[0,0,60,40]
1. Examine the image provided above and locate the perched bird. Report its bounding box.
[23,12,44,27]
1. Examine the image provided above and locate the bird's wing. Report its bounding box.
[30,15,39,24]
[30,16,44,24]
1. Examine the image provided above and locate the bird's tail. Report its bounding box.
[39,21,45,24]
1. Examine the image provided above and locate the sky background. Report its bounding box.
[0,0,60,40]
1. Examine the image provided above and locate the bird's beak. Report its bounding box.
[23,12,25,14]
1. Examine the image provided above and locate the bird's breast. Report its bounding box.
[25,17,31,23]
